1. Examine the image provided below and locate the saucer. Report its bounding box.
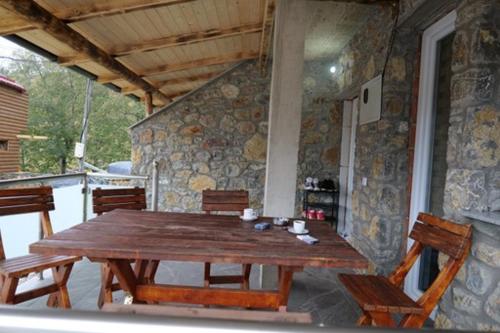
[287,227,309,235]
[240,215,258,222]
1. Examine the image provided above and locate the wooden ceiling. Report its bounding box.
[0,0,276,109]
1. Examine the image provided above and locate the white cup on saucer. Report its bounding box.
[293,220,306,233]
[243,208,257,220]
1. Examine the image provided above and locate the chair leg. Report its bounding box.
[241,264,251,290]
[367,311,397,327]
[0,277,19,304]
[204,263,211,288]
[47,267,61,308]
[399,314,427,329]
[357,312,373,326]
[98,264,114,309]
[51,263,74,309]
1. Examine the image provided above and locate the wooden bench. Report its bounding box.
[202,190,251,289]
[102,303,313,324]
[338,212,472,328]
[92,187,152,308]
[0,186,81,308]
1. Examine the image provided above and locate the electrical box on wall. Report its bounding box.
[359,75,382,125]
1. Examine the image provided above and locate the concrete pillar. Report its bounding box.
[263,0,306,218]
[261,0,307,288]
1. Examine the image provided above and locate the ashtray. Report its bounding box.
[273,217,289,226]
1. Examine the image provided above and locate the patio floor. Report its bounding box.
[16,259,362,326]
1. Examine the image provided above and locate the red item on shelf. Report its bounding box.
[316,210,325,221]
[307,209,316,220]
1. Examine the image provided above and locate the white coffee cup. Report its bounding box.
[294,220,306,233]
[243,208,257,220]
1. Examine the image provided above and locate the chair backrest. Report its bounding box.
[202,190,249,214]
[0,186,56,260]
[92,187,146,216]
[388,212,472,327]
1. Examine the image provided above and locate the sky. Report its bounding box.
[0,37,24,66]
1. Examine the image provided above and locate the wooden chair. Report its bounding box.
[338,212,472,328]
[92,187,152,308]
[0,186,81,308]
[202,190,252,289]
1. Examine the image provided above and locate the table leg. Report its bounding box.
[277,266,302,312]
[145,260,159,284]
[107,259,137,297]
[133,260,149,284]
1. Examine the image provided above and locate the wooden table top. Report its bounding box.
[30,210,368,269]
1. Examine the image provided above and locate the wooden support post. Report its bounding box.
[145,92,153,116]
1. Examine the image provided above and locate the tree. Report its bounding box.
[1,50,144,174]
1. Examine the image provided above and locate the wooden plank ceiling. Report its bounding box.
[0,0,276,108]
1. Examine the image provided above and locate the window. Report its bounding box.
[0,140,8,151]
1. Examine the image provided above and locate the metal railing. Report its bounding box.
[0,306,453,333]
[0,171,150,223]
[0,172,151,279]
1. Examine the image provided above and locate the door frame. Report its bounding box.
[338,98,358,237]
[405,10,457,301]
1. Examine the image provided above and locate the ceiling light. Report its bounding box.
[329,66,337,74]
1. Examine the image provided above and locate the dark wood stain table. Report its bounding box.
[30,209,368,311]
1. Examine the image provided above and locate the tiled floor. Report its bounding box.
[18,259,361,327]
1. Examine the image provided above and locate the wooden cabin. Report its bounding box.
[0,76,28,173]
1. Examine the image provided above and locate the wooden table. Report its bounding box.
[29,210,368,311]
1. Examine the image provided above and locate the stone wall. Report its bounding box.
[328,6,417,274]
[434,0,500,330]
[130,61,270,213]
[295,60,343,215]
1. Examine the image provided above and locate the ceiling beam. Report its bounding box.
[57,54,89,67]
[99,52,257,84]
[111,23,262,56]
[0,0,170,104]
[0,0,196,35]
[258,0,276,72]
[53,0,197,23]
[122,71,223,95]
[0,16,32,35]
[140,51,258,78]
[311,0,397,4]
[155,71,223,89]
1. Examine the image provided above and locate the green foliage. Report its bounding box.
[1,50,143,174]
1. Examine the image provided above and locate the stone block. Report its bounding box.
[473,242,500,268]
[444,168,487,212]
[188,175,216,192]
[451,68,495,103]
[220,84,239,99]
[243,134,267,162]
[434,312,453,329]
[180,125,203,136]
[192,162,209,174]
[321,147,339,166]
[453,287,482,316]
[236,121,256,135]
[466,260,494,295]
[471,24,500,64]
[139,128,153,144]
[452,30,470,71]
[485,282,500,323]
[463,105,500,169]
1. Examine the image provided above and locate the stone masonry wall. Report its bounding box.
[295,60,343,215]
[130,61,270,213]
[433,0,500,330]
[330,6,418,274]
